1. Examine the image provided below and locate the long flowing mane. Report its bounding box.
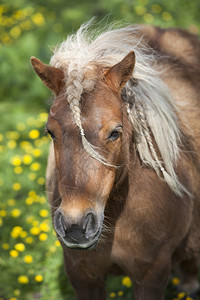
[50,20,188,196]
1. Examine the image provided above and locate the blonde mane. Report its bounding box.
[50,20,188,196]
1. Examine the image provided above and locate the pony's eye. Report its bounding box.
[46,129,56,140]
[108,127,122,141]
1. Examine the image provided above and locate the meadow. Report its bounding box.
[0,0,200,299]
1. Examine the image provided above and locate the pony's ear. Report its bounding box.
[104,51,135,91]
[31,57,64,95]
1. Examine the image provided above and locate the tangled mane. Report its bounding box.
[50,20,188,196]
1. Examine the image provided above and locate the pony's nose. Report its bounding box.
[54,209,99,247]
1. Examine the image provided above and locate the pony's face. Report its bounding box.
[31,52,135,250]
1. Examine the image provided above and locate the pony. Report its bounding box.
[31,21,200,300]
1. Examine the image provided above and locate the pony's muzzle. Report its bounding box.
[54,208,102,249]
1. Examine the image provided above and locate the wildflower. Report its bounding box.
[23,154,33,165]
[2,243,9,250]
[7,199,15,206]
[39,196,46,204]
[37,177,45,185]
[32,148,41,157]
[18,275,29,284]
[16,122,26,131]
[39,209,49,218]
[14,166,23,174]
[143,13,154,23]
[122,276,132,288]
[20,231,27,238]
[162,12,172,22]
[186,297,194,300]
[34,274,43,282]
[55,240,61,247]
[30,162,41,171]
[0,133,4,142]
[9,297,17,300]
[31,13,45,26]
[25,237,33,244]
[177,292,186,299]
[13,289,20,296]
[134,5,146,15]
[151,4,162,14]
[29,129,40,139]
[30,227,40,235]
[0,210,6,217]
[40,222,50,232]
[11,156,21,166]
[28,173,36,180]
[39,233,48,241]
[109,292,116,298]
[39,112,48,121]
[11,209,21,218]
[7,140,16,149]
[24,255,33,263]
[172,277,180,286]
[10,250,19,258]
[11,226,23,238]
[12,183,21,191]
[15,243,25,252]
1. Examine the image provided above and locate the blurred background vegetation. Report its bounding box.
[0,0,199,299]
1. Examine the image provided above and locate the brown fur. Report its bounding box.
[32,26,200,300]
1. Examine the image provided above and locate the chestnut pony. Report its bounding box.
[31,22,200,300]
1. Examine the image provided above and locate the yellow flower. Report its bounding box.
[11,156,21,166]
[13,289,20,296]
[186,297,193,300]
[18,275,29,284]
[0,133,4,142]
[11,209,21,218]
[15,243,25,252]
[6,131,20,140]
[39,112,48,121]
[10,25,21,38]
[162,11,172,22]
[23,154,33,165]
[30,227,41,235]
[12,183,21,191]
[7,199,16,206]
[25,237,33,244]
[29,129,40,139]
[28,173,36,180]
[31,13,45,26]
[7,141,17,150]
[151,4,162,14]
[25,197,33,205]
[0,210,6,217]
[177,292,186,299]
[24,255,33,263]
[122,276,132,288]
[16,122,26,131]
[11,226,23,238]
[37,177,45,185]
[39,233,48,241]
[134,5,146,15]
[40,222,50,232]
[2,243,9,250]
[14,166,23,174]
[34,274,43,282]
[0,217,3,226]
[55,240,61,247]
[39,209,49,218]
[32,148,41,157]
[10,250,19,258]
[9,297,17,300]
[143,13,154,23]
[30,162,41,171]
[172,277,180,286]
[20,231,27,238]
[109,292,116,298]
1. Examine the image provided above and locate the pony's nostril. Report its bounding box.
[83,213,97,239]
[54,211,66,238]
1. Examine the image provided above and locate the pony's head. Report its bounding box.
[31,22,187,249]
[31,51,135,250]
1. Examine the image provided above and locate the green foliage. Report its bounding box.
[0,0,200,299]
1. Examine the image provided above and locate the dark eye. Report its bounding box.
[45,128,56,140]
[108,126,122,141]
